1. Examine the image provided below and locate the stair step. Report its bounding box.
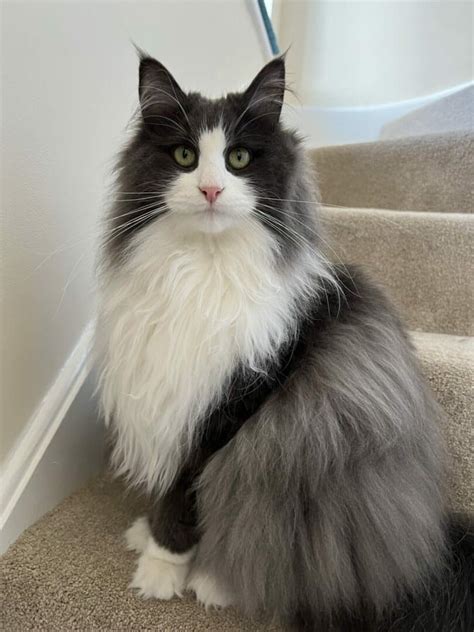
[320,205,473,337]
[310,131,474,214]
[0,475,280,631]
[412,331,473,514]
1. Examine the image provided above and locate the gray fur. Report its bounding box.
[194,269,446,625]
[101,55,471,630]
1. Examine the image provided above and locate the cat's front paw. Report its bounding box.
[125,516,150,553]
[187,569,233,609]
[130,552,188,600]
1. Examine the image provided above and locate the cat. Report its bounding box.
[96,54,472,631]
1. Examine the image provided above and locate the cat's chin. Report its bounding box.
[188,210,240,235]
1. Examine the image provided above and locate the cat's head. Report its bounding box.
[109,55,316,258]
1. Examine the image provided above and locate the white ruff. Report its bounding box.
[98,217,315,492]
[96,127,330,494]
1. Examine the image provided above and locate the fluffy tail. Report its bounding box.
[293,517,473,632]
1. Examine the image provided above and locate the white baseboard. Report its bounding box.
[0,321,104,553]
[284,81,474,148]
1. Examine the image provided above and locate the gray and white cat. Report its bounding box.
[96,55,472,631]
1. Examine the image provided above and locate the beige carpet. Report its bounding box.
[0,475,282,631]
[311,131,474,214]
[2,128,473,629]
[412,332,473,513]
[319,206,473,336]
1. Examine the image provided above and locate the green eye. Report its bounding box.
[228,147,251,170]
[173,145,197,168]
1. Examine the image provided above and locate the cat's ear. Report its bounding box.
[241,57,286,128]
[138,56,187,125]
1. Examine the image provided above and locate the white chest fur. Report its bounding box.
[97,218,303,493]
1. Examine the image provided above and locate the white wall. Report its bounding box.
[1,2,267,470]
[275,1,473,108]
[2,1,471,469]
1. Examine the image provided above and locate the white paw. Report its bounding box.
[130,552,189,600]
[187,569,233,609]
[125,516,151,553]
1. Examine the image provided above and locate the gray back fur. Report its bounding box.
[194,268,446,624]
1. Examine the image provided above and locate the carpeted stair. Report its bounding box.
[2,128,473,630]
[312,133,473,517]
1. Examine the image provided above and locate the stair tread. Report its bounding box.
[310,131,474,214]
[320,205,473,337]
[1,473,281,631]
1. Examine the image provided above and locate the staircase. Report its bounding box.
[2,131,473,630]
[312,131,473,516]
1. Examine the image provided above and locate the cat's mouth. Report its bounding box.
[189,205,237,234]
[195,205,228,217]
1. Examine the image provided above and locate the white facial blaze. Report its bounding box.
[164,124,256,233]
[197,127,227,191]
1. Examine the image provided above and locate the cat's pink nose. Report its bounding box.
[199,186,223,204]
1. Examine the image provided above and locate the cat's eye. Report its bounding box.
[173,145,197,168]
[228,147,251,170]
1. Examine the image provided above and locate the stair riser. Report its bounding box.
[321,207,473,337]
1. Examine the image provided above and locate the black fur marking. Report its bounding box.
[149,470,199,554]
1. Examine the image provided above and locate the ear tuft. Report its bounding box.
[241,57,286,128]
[138,57,187,126]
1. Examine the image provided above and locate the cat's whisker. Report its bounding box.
[254,205,313,244]
[99,212,165,242]
[103,212,159,238]
[105,201,167,221]
[110,196,163,206]
[253,204,353,299]
[101,208,168,244]
[255,202,319,236]
[234,91,286,129]
[110,180,166,193]
[112,191,162,195]
[253,211,344,314]
[140,112,187,135]
[258,194,392,212]
[141,85,191,128]
[254,194,411,232]
[256,202,351,264]
[31,206,168,278]
[142,120,188,135]
[53,251,87,319]
[51,206,168,314]
[237,110,286,134]
[253,210,311,254]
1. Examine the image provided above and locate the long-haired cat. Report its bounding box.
[96,55,472,631]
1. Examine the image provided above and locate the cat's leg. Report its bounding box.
[128,474,198,600]
[130,535,194,600]
[125,515,150,553]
